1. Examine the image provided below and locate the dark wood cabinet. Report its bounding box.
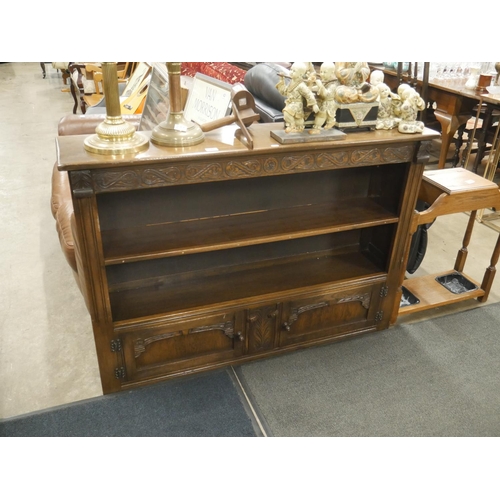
[57,123,438,393]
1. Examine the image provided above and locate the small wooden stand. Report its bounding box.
[396,168,500,319]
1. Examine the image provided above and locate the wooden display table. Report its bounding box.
[371,64,500,169]
[57,123,438,394]
[397,168,500,318]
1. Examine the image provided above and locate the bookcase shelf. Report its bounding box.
[109,244,387,322]
[101,198,399,265]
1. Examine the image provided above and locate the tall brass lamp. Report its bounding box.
[151,62,205,147]
[84,62,149,155]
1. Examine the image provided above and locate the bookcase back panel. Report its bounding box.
[96,164,407,231]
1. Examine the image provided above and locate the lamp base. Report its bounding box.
[151,112,204,147]
[84,116,149,155]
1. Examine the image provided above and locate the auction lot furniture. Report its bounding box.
[375,66,500,169]
[56,123,438,394]
[426,82,500,170]
[397,168,500,319]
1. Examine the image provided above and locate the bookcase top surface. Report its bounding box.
[56,123,439,172]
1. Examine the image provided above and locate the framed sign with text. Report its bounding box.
[183,73,233,125]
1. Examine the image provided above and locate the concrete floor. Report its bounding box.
[1,62,499,420]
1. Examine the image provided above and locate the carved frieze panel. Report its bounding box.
[90,145,414,193]
[225,159,263,177]
[185,162,224,181]
[317,145,413,169]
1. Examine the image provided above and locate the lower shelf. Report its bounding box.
[110,247,385,323]
[398,270,485,315]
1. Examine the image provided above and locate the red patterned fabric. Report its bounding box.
[181,62,205,78]
[181,62,246,84]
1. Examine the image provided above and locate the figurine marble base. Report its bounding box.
[271,128,346,144]
[335,102,379,130]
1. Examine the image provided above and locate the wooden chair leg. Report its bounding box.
[70,82,78,114]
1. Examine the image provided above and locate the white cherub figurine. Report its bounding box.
[276,62,320,133]
[369,69,385,86]
[310,62,339,133]
[375,82,399,130]
[397,84,425,134]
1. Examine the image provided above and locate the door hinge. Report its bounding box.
[380,285,389,298]
[110,338,122,352]
[375,311,384,322]
[115,367,126,379]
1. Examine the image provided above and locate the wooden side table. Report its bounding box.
[397,167,500,318]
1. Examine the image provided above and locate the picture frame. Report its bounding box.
[183,72,233,125]
[138,63,169,131]
[120,62,152,100]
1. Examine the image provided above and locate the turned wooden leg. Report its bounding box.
[434,110,469,169]
[40,62,46,78]
[454,210,476,272]
[478,232,500,302]
[452,122,467,168]
[472,107,495,174]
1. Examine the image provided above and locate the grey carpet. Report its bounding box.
[0,369,259,437]
[237,303,500,436]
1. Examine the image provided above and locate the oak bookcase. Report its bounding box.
[56,123,438,393]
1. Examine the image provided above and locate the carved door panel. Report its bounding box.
[246,303,280,354]
[120,311,245,382]
[279,281,385,347]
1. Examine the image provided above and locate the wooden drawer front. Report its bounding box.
[246,303,280,354]
[279,283,383,347]
[121,312,244,381]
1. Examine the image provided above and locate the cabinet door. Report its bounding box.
[279,282,385,347]
[120,311,245,382]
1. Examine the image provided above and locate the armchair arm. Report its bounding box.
[68,63,90,114]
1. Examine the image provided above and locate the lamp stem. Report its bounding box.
[150,62,205,147]
[167,62,182,113]
[102,62,121,117]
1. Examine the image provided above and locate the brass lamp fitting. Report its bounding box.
[151,62,205,147]
[84,62,149,155]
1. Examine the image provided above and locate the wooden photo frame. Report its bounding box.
[120,62,151,100]
[183,72,233,125]
[138,63,170,131]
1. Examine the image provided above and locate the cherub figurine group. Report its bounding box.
[276,62,425,135]
[370,70,426,134]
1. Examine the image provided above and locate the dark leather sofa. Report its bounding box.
[244,62,289,123]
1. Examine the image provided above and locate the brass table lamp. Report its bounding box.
[151,62,205,147]
[84,62,149,155]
